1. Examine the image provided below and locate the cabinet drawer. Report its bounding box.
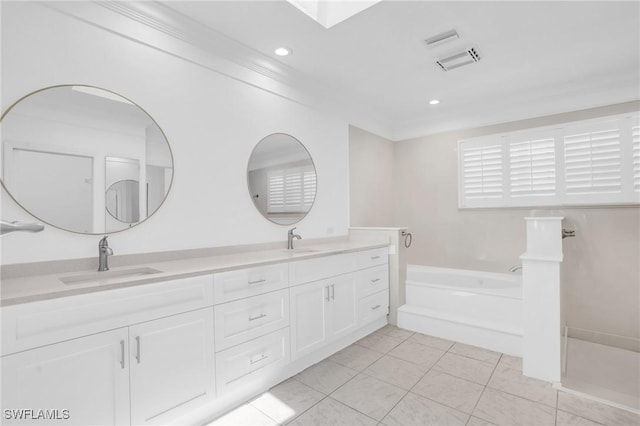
[359,290,389,326]
[213,264,288,304]
[289,253,355,286]
[1,275,214,356]
[355,247,389,270]
[356,264,389,298]
[214,289,289,351]
[215,328,290,394]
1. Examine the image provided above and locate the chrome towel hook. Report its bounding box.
[562,229,575,239]
[401,230,412,248]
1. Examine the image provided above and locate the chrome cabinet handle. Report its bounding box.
[371,256,380,260]
[136,336,141,364]
[371,278,381,283]
[325,286,330,302]
[371,304,381,310]
[331,284,335,300]
[249,313,267,321]
[248,279,266,285]
[250,353,268,365]
[120,340,125,369]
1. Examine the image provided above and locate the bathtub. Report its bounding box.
[397,265,523,356]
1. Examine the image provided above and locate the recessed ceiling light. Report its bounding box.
[275,47,292,56]
[429,99,440,105]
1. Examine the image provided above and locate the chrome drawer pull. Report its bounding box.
[371,304,381,310]
[371,256,380,260]
[371,278,381,283]
[248,279,266,285]
[120,340,125,369]
[250,353,268,365]
[249,313,267,321]
[325,286,330,302]
[136,336,141,364]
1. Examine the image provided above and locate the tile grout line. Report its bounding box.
[465,352,503,425]
[284,377,380,425]
[313,330,413,424]
[375,339,454,424]
[484,370,558,409]
[329,329,419,423]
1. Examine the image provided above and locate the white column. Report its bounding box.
[520,217,564,382]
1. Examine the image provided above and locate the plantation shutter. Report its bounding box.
[268,165,316,212]
[509,138,556,197]
[460,143,503,203]
[458,112,639,208]
[267,171,285,211]
[564,127,622,195]
[303,169,317,207]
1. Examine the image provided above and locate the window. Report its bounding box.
[509,137,556,197]
[458,113,639,208]
[461,144,503,200]
[267,165,316,213]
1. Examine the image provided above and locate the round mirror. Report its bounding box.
[106,180,140,223]
[247,133,317,225]
[1,85,174,234]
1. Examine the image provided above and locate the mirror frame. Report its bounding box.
[0,84,175,235]
[246,133,317,226]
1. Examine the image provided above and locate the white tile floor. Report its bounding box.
[207,326,640,426]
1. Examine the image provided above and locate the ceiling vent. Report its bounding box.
[424,29,459,47]
[435,47,480,71]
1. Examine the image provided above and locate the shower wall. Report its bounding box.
[350,100,640,341]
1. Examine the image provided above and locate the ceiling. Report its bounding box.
[50,1,640,140]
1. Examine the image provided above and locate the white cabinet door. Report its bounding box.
[129,308,215,425]
[289,280,328,360]
[1,328,130,426]
[327,274,357,340]
[290,273,359,360]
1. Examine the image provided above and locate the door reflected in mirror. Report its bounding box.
[1,85,174,234]
[247,133,317,225]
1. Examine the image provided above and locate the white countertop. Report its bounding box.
[0,240,388,306]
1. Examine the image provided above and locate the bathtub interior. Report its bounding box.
[406,264,523,299]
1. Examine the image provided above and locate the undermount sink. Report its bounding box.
[280,248,320,253]
[60,267,163,285]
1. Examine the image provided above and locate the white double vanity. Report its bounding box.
[0,84,388,425]
[1,242,389,425]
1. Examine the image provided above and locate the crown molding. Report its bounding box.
[40,1,395,139]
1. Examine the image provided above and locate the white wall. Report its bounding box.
[349,126,395,227]
[1,3,349,264]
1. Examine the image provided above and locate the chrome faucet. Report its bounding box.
[98,236,113,271]
[287,227,302,250]
[509,265,523,273]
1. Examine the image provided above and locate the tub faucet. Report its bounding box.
[287,227,302,250]
[509,265,523,273]
[98,236,113,271]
